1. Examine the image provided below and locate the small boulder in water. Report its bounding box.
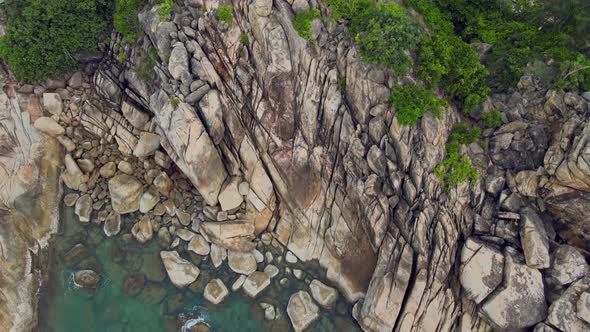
[124,273,146,296]
[74,269,100,289]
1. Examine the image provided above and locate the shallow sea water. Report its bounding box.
[37,197,362,332]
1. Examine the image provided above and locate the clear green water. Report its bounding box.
[37,197,362,332]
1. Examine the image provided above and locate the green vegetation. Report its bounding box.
[482,109,502,128]
[417,0,590,92]
[390,84,446,125]
[216,5,233,25]
[135,47,158,81]
[0,0,111,81]
[114,0,145,42]
[117,52,127,63]
[435,124,481,188]
[158,0,174,21]
[170,95,181,107]
[292,9,320,40]
[240,33,250,46]
[326,0,371,21]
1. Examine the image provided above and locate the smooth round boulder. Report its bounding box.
[74,270,101,289]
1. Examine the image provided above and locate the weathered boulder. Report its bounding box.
[578,292,590,324]
[287,291,319,332]
[480,250,547,330]
[74,270,101,289]
[132,216,153,244]
[210,243,227,268]
[203,279,229,305]
[520,207,550,269]
[200,220,256,252]
[153,172,173,196]
[168,43,189,81]
[218,176,244,211]
[460,238,504,304]
[547,245,589,286]
[34,117,64,136]
[139,189,160,213]
[255,0,273,16]
[309,280,338,309]
[133,132,161,158]
[198,89,225,144]
[228,251,257,275]
[242,271,271,298]
[99,161,117,178]
[103,212,121,237]
[74,194,93,223]
[547,277,590,332]
[109,174,144,214]
[42,93,63,115]
[160,251,200,288]
[188,234,210,256]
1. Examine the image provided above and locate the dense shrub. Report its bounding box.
[390,84,446,125]
[435,123,480,188]
[114,0,145,42]
[158,0,174,21]
[353,3,420,75]
[292,9,320,40]
[326,0,371,21]
[482,109,502,128]
[406,0,489,112]
[0,0,111,81]
[216,5,233,25]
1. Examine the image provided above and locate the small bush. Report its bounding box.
[390,84,446,125]
[135,47,158,81]
[170,96,181,107]
[114,0,145,42]
[482,109,502,128]
[292,9,320,40]
[216,5,233,25]
[240,33,250,46]
[117,52,127,63]
[158,0,174,21]
[435,124,480,188]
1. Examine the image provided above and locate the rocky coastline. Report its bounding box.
[1,0,590,331]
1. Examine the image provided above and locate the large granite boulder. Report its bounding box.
[160,251,200,288]
[108,174,144,214]
[228,251,257,275]
[520,207,550,269]
[547,277,590,332]
[460,238,504,303]
[547,245,589,286]
[480,249,547,330]
[33,117,64,137]
[287,291,319,332]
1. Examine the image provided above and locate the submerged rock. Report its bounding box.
[160,250,200,288]
[287,291,319,332]
[203,279,229,305]
[103,212,122,237]
[74,270,101,289]
[123,273,146,296]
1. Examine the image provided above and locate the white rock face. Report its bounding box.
[578,292,590,324]
[204,279,229,305]
[188,234,210,256]
[160,251,200,288]
[287,291,320,332]
[218,176,244,211]
[460,238,504,304]
[108,174,144,214]
[228,251,257,275]
[242,271,271,298]
[309,280,338,309]
[34,117,65,136]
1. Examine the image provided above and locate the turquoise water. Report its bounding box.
[37,197,362,332]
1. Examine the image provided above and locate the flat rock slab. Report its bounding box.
[203,279,229,305]
[242,271,270,298]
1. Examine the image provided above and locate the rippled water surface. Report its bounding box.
[37,197,362,332]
